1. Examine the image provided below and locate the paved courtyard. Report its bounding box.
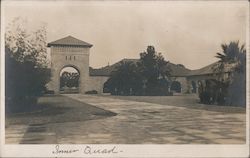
[5,94,246,144]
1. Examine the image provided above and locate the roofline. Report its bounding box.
[47,43,93,48]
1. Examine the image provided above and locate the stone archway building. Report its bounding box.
[48,36,93,94]
[47,36,230,95]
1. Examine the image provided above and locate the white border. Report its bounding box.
[1,144,249,157]
[1,1,249,157]
[246,0,250,153]
[0,0,6,155]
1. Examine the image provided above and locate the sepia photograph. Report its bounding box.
[1,0,249,157]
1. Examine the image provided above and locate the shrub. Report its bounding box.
[85,90,98,94]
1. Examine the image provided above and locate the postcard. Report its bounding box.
[1,0,249,157]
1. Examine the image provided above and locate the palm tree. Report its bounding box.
[215,41,246,74]
[214,41,246,106]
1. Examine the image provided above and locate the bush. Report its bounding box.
[44,90,55,95]
[198,80,229,105]
[85,90,98,94]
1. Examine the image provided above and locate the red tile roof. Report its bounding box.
[48,36,93,47]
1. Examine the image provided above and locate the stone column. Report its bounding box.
[50,67,60,94]
[195,80,199,94]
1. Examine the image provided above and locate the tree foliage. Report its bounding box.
[214,41,246,75]
[60,71,80,88]
[5,17,50,112]
[139,46,171,95]
[105,46,171,95]
[5,17,48,67]
[104,61,142,95]
[217,41,246,106]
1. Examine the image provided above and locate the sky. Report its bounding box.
[3,1,248,70]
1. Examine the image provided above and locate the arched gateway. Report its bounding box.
[48,36,93,94]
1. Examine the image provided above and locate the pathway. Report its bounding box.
[5,94,246,144]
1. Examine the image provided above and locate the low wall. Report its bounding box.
[87,76,109,94]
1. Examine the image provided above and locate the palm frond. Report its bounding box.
[240,44,245,53]
[221,44,227,54]
[215,52,226,61]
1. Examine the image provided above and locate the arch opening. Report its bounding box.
[59,66,80,94]
[170,81,181,93]
[103,81,111,94]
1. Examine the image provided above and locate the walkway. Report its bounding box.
[5,94,246,144]
[62,94,246,144]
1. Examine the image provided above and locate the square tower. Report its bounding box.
[47,36,93,94]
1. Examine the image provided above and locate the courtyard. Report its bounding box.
[5,94,246,144]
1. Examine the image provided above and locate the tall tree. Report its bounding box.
[5,17,50,112]
[105,46,171,96]
[5,17,48,67]
[139,46,171,95]
[214,41,246,106]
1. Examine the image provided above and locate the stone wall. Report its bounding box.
[87,76,109,94]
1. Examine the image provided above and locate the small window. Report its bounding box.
[74,56,76,60]
[66,56,67,60]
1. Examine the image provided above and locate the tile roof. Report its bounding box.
[89,58,192,77]
[89,59,131,76]
[89,58,234,77]
[167,63,191,77]
[48,36,93,47]
[188,62,233,76]
[89,67,114,76]
[188,62,218,76]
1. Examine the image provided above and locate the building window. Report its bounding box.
[74,56,76,60]
[66,56,67,60]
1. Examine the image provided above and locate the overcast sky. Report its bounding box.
[3,1,248,70]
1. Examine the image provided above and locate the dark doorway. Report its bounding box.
[191,81,197,93]
[103,81,111,93]
[170,81,181,93]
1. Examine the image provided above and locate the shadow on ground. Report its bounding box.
[6,95,117,126]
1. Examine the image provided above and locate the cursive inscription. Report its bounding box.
[52,145,122,155]
[84,146,119,154]
[52,145,79,154]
